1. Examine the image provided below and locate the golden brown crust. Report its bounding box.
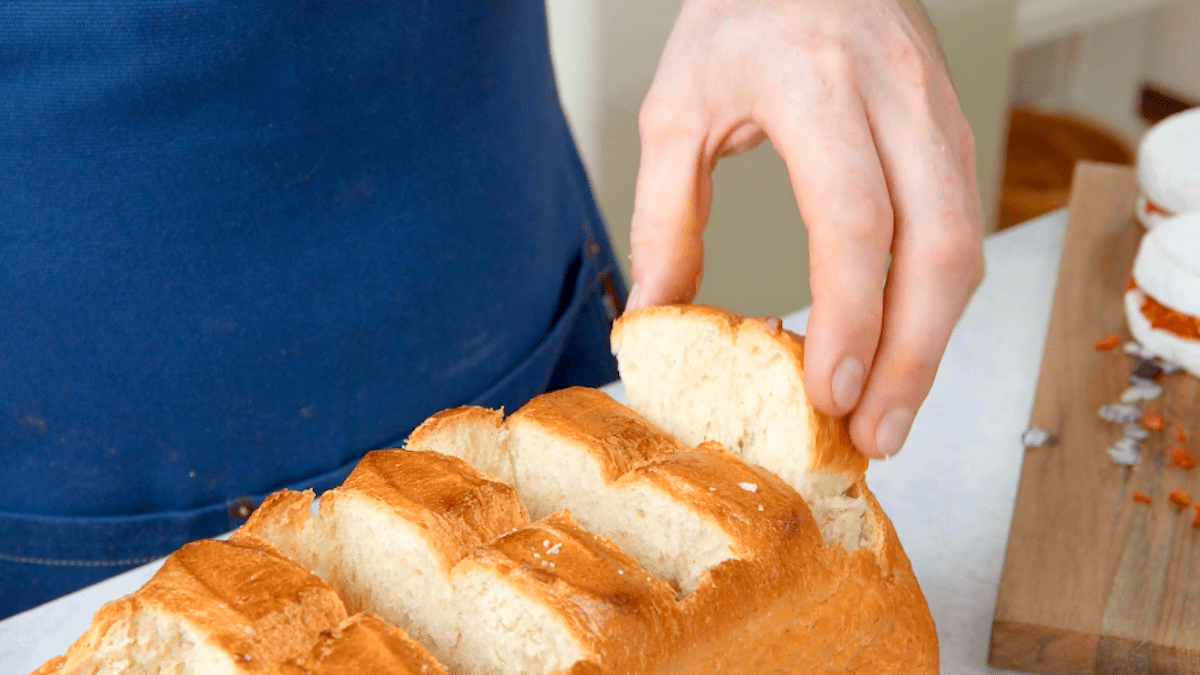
[630,441,821,561]
[232,489,316,550]
[28,656,64,675]
[466,511,682,674]
[335,449,529,570]
[278,613,448,675]
[51,539,347,675]
[47,303,933,675]
[405,406,504,449]
[509,387,684,480]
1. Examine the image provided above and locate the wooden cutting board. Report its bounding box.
[989,162,1200,675]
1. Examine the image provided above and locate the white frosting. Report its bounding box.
[1132,211,1200,318]
[1135,192,1171,230]
[1124,290,1200,378]
[1137,108,1200,216]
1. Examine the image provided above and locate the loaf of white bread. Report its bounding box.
[32,304,937,674]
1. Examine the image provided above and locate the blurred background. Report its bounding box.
[545,0,1200,317]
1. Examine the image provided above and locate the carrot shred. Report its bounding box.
[1143,411,1166,431]
[1172,446,1197,470]
[1179,427,1188,444]
[1094,333,1121,350]
[1132,491,1153,504]
[1169,488,1191,507]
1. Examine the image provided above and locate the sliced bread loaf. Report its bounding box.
[235,449,529,665]
[236,447,680,675]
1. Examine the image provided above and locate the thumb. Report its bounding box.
[626,113,712,311]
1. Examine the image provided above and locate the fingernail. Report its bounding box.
[875,407,916,458]
[625,283,643,311]
[831,357,865,411]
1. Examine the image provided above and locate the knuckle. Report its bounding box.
[881,30,934,93]
[638,93,702,143]
[637,95,676,140]
[919,223,984,276]
[825,198,894,246]
[807,34,856,81]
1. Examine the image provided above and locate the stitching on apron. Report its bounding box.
[0,552,158,567]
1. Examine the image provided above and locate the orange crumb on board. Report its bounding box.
[1132,491,1153,504]
[1194,510,1200,529]
[1172,446,1197,470]
[1169,489,1191,507]
[1094,333,1121,350]
[1143,411,1166,431]
[1179,427,1188,444]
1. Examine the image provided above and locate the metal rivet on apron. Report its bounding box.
[600,271,622,321]
[228,496,259,521]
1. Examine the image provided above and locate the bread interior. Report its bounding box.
[615,312,878,552]
[55,603,241,675]
[507,418,735,595]
[447,565,586,675]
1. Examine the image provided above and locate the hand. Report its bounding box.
[625,0,985,459]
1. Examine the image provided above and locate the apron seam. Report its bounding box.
[0,551,159,567]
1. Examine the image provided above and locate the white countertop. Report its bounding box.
[0,210,1068,674]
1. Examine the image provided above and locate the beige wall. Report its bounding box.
[1145,0,1200,101]
[549,0,1018,316]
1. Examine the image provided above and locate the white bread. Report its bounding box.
[1136,108,1200,227]
[612,305,936,674]
[236,449,679,675]
[36,304,936,675]
[428,386,822,597]
[610,304,868,502]
[233,450,532,671]
[32,538,349,675]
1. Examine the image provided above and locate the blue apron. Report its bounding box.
[0,0,624,618]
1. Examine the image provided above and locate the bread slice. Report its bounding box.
[613,304,938,673]
[33,539,348,675]
[234,450,529,664]
[610,304,868,503]
[278,613,448,675]
[449,511,681,675]
[501,386,821,596]
[415,385,934,674]
[405,406,513,485]
[236,448,681,675]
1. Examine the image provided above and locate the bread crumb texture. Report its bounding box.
[36,304,936,675]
